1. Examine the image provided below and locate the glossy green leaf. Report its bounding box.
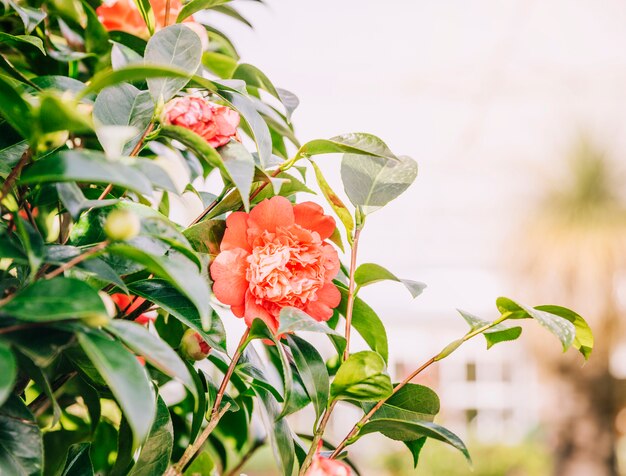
[297,133,397,161]
[405,437,427,468]
[145,25,202,102]
[201,51,237,78]
[177,0,230,22]
[107,244,211,329]
[359,419,471,464]
[286,335,329,423]
[93,83,154,155]
[276,307,344,339]
[535,305,593,360]
[0,33,45,54]
[330,351,392,402]
[0,340,16,406]
[250,386,294,476]
[183,219,225,257]
[56,182,119,220]
[336,283,388,362]
[355,263,425,298]
[0,277,108,322]
[496,297,578,353]
[310,159,354,244]
[128,396,173,476]
[14,216,43,279]
[0,75,33,139]
[77,331,156,447]
[107,320,196,398]
[218,140,255,211]
[62,443,94,476]
[37,93,93,134]
[458,309,522,349]
[8,0,46,34]
[132,0,155,35]
[127,279,225,351]
[0,395,42,475]
[364,383,440,428]
[341,154,418,215]
[19,150,153,196]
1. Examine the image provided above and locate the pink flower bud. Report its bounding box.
[180,329,211,361]
[163,96,240,149]
[306,444,351,476]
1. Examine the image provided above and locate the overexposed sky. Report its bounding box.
[208,1,626,320]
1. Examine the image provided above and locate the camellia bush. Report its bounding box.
[0,1,594,475]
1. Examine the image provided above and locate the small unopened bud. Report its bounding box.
[104,209,140,241]
[180,329,211,361]
[82,292,115,327]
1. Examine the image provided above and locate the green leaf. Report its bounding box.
[107,320,196,398]
[132,0,155,35]
[183,219,225,257]
[218,140,255,211]
[535,305,593,360]
[158,124,223,174]
[330,350,392,402]
[37,93,93,134]
[276,307,344,339]
[0,395,42,476]
[56,183,119,220]
[14,216,44,279]
[145,25,202,103]
[0,74,33,139]
[297,133,397,161]
[80,65,198,98]
[177,0,230,22]
[310,160,354,244]
[0,33,45,54]
[286,335,329,423]
[457,309,522,349]
[8,0,46,34]
[107,244,211,327]
[364,383,440,428]
[77,331,156,447]
[0,340,16,406]
[202,51,237,78]
[355,263,425,298]
[336,283,388,362]
[0,277,108,322]
[359,419,471,464]
[341,154,418,215]
[496,297,578,354]
[404,437,427,468]
[19,150,153,196]
[127,279,226,352]
[250,386,295,476]
[62,443,94,476]
[93,83,154,155]
[128,396,173,476]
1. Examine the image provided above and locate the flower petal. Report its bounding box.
[210,248,249,306]
[221,211,251,252]
[247,196,295,235]
[305,283,341,322]
[293,201,336,240]
[243,290,279,333]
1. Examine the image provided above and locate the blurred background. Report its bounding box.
[198,1,626,474]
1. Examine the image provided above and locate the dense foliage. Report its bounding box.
[0,1,594,475]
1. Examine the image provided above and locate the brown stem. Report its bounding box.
[0,321,61,335]
[43,241,108,280]
[225,439,264,476]
[98,123,155,201]
[299,401,338,475]
[29,371,78,417]
[166,402,231,476]
[330,356,436,459]
[0,148,32,203]
[171,328,251,473]
[164,0,172,27]
[342,228,362,361]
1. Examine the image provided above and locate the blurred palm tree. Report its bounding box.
[516,137,626,476]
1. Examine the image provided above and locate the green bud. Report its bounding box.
[104,209,140,241]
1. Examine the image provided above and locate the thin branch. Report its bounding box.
[342,228,362,361]
[329,316,508,458]
[43,241,108,279]
[0,148,32,203]
[299,401,338,475]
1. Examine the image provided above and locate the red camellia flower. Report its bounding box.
[96,0,196,37]
[210,196,341,333]
[110,293,156,325]
[305,443,351,476]
[163,96,240,148]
